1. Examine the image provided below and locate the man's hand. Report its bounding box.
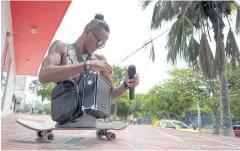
[125,72,140,88]
[89,60,112,75]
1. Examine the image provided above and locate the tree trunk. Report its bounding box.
[208,9,234,137]
[217,38,234,136]
[211,104,220,135]
[219,70,235,136]
[13,97,17,112]
[208,80,220,135]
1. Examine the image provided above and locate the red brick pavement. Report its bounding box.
[1,114,240,150]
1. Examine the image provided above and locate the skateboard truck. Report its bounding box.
[96,129,116,141]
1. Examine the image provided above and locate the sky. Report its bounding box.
[24,0,239,105]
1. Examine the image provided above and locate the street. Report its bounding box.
[1,114,240,150]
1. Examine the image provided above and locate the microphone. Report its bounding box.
[127,65,136,100]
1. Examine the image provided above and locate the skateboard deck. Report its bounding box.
[15,117,128,143]
[15,118,128,131]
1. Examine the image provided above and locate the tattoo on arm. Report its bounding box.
[38,40,68,83]
[48,40,66,54]
[44,40,67,66]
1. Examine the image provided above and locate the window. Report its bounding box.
[166,122,176,129]
[173,122,189,129]
[233,126,240,130]
[1,35,12,110]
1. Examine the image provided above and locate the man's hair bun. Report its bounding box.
[94,13,104,20]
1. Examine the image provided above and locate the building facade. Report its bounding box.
[1,1,71,117]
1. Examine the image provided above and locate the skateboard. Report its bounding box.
[15,117,128,143]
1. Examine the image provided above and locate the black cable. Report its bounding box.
[115,27,171,65]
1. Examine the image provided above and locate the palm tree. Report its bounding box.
[29,79,40,114]
[111,65,127,120]
[140,1,240,136]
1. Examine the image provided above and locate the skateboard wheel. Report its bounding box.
[106,132,116,141]
[96,130,104,138]
[43,132,55,143]
[36,131,43,138]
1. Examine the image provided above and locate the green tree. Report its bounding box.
[170,69,223,134]
[146,69,197,118]
[29,79,40,93]
[43,103,51,113]
[24,104,30,110]
[141,68,221,133]
[129,94,145,117]
[117,98,131,121]
[227,63,240,119]
[140,1,240,136]
[111,65,127,120]
[110,92,133,120]
[140,93,158,117]
[33,104,43,110]
[29,79,55,106]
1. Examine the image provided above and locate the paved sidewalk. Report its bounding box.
[1,114,240,150]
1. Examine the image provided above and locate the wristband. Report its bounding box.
[84,60,91,72]
[123,81,128,89]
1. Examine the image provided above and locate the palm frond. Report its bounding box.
[166,15,193,65]
[199,33,216,79]
[151,1,181,29]
[149,42,155,62]
[236,8,240,34]
[139,0,154,10]
[215,32,225,72]
[178,1,202,29]
[186,36,200,69]
[225,29,240,71]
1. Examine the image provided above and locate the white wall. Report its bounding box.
[1,1,16,117]
[15,75,27,91]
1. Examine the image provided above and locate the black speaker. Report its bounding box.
[81,72,112,119]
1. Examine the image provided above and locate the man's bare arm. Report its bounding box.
[111,84,128,100]
[38,40,85,83]
[95,54,127,101]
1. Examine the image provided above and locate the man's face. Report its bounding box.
[84,27,109,53]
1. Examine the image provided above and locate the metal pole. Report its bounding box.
[113,99,118,121]
[31,87,35,115]
[197,96,201,133]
